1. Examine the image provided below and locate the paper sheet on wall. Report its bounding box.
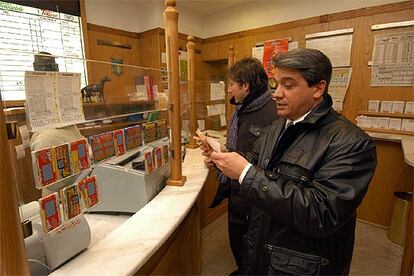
[207,104,225,116]
[25,71,60,130]
[56,73,84,125]
[288,41,298,51]
[220,114,227,127]
[25,71,85,131]
[179,51,188,82]
[371,31,414,86]
[210,82,225,100]
[15,144,25,160]
[197,119,205,131]
[306,34,352,67]
[18,125,30,148]
[329,68,352,111]
[252,46,264,62]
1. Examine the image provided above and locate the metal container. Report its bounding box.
[387,191,412,245]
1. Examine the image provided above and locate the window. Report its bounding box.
[0,1,86,101]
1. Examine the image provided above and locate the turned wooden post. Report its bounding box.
[186,35,198,149]
[226,45,235,122]
[0,96,29,274]
[164,0,186,186]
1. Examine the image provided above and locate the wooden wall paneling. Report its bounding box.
[87,30,141,103]
[357,141,413,226]
[139,33,162,98]
[341,16,373,122]
[372,5,413,24]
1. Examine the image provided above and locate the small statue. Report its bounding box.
[81,76,111,103]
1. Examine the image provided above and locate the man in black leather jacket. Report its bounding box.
[205,48,377,275]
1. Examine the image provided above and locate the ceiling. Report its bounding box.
[177,0,256,16]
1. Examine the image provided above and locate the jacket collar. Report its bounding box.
[300,93,333,125]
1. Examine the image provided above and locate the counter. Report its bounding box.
[51,148,208,275]
[366,131,414,166]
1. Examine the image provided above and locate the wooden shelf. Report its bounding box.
[195,99,225,104]
[83,100,156,107]
[3,107,25,116]
[358,111,414,119]
[361,127,414,136]
[78,120,146,136]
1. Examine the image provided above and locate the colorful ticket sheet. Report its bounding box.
[124,125,142,151]
[33,147,58,187]
[70,139,90,173]
[54,143,71,179]
[144,151,154,174]
[89,132,115,163]
[78,175,100,209]
[39,193,62,233]
[113,129,126,156]
[60,184,81,220]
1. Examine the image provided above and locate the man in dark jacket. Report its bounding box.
[205,48,377,275]
[208,58,277,275]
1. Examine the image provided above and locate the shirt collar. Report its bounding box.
[285,109,312,127]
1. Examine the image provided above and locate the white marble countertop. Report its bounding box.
[51,148,208,275]
[401,136,414,167]
[366,131,414,167]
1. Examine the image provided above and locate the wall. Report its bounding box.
[84,0,404,38]
[201,0,404,38]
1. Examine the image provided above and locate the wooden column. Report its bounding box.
[226,45,235,122]
[186,36,198,149]
[0,96,29,274]
[164,0,186,186]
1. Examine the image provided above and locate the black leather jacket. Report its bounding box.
[239,94,377,275]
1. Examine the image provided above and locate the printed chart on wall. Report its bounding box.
[25,71,85,130]
[305,29,353,67]
[371,31,414,86]
[0,1,86,101]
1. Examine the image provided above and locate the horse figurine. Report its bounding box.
[81,76,111,103]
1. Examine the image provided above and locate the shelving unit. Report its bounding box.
[358,111,414,119]
[358,110,414,136]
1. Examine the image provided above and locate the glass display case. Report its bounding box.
[1,49,172,273]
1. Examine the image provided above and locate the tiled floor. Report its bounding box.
[200,213,405,275]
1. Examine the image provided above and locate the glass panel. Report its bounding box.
[1,50,170,266]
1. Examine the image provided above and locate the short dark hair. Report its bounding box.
[273,48,332,93]
[227,57,268,94]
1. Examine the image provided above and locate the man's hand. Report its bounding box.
[203,157,215,168]
[194,136,213,156]
[209,152,248,180]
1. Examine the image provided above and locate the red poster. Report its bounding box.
[263,39,289,77]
